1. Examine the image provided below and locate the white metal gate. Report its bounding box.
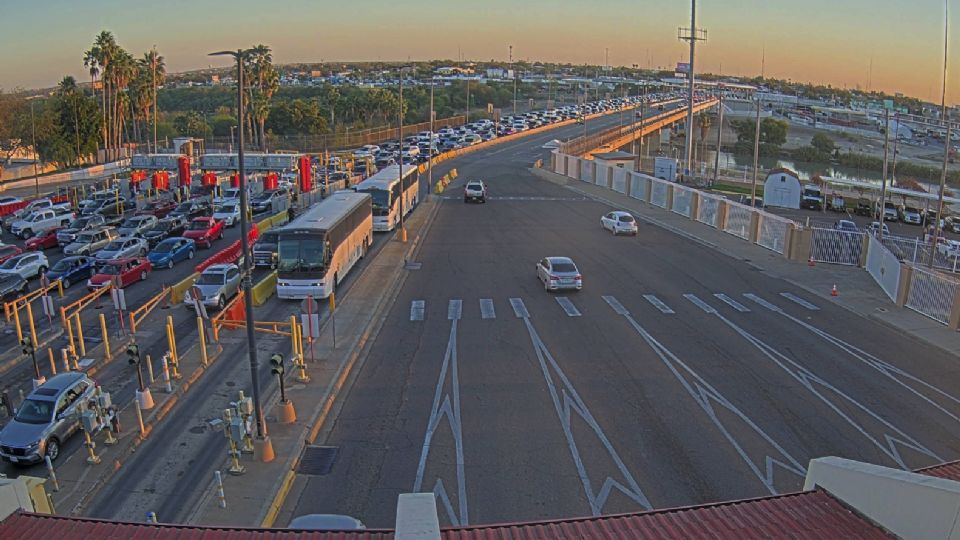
[723,202,753,240]
[866,234,901,302]
[757,214,792,254]
[810,227,863,265]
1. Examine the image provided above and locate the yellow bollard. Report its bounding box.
[25,302,38,350]
[65,318,77,360]
[146,353,155,384]
[74,313,86,357]
[12,306,22,343]
[47,348,57,375]
[57,280,63,297]
[61,349,70,372]
[129,312,137,335]
[99,314,111,360]
[166,315,179,364]
[197,317,208,366]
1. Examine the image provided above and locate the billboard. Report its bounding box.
[676,62,690,74]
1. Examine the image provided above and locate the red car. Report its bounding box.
[25,227,62,251]
[0,244,23,264]
[143,199,178,219]
[183,217,224,249]
[87,257,152,290]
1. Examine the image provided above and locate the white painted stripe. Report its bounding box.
[743,293,782,312]
[448,299,463,320]
[602,295,630,316]
[510,297,529,319]
[714,293,750,313]
[555,297,582,317]
[479,299,496,319]
[642,294,674,314]
[683,294,717,314]
[779,292,820,311]
[410,300,425,321]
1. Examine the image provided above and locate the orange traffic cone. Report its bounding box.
[808,256,815,267]
[831,284,839,297]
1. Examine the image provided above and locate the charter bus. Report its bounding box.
[276,192,373,300]
[352,164,419,231]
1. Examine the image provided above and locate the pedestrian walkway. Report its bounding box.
[532,166,960,356]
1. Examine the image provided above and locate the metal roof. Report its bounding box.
[0,489,891,539]
[916,459,960,482]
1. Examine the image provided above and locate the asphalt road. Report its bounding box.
[284,106,960,528]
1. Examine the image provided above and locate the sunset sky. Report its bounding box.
[2,0,958,103]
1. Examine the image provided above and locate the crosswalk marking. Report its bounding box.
[410,300,425,321]
[555,297,582,317]
[479,299,496,319]
[743,293,781,312]
[448,299,463,320]
[602,295,630,315]
[683,294,717,314]
[642,294,674,314]
[713,293,750,313]
[510,298,529,319]
[779,292,820,311]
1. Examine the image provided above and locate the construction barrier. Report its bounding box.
[4,279,63,322]
[256,212,288,234]
[251,272,278,306]
[170,272,200,305]
[195,225,259,274]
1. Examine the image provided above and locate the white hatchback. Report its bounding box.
[601,211,638,235]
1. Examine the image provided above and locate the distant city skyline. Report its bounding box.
[2,0,958,104]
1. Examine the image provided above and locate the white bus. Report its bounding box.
[276,192,373,300]
[353,164,419,231]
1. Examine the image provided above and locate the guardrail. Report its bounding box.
[128,287,171,334]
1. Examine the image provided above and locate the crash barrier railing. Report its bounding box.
[129,286,171,335]
[879,234,960,274]
[696,193,722,227]
[810,228,864,266]
[4,280,63,322]
[252,272,278,306]
[256,212,288,234]
[906,265,960,325]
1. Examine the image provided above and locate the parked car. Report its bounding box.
[834,220,860,233]
[25,227,62,251]
[0,252,48,280]
[600,211,638,235]
[0,372,97,464]
[183,217,224,249]
[0,244,24,265]
[62,227,119,256]
[854,198,873,217]
[87,257,152,290]
[57,214,107,245]
[117,214,158,237]
[899,206,923,225]
[148,237,196,269]
[0,273,29,301]
[536,256,582,292]
[94,236,148,263]
[868,221,891,236]
[463,180,487,203]
[45,256,96,289]
[212,201,241,227]
[182,263,241,310]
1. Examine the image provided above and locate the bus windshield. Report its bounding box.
[358,188,391,216]
[277,235,327,274]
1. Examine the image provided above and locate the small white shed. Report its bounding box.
[763,167,802,209]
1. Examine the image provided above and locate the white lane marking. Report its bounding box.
[413,317,468,525]
[555,297,582,317]
[743,293,780,312]
[410,300,425,321]
[683,294,717,314]
[510,297,529,319]
[714,293,750,313]
[756,299,960,425]
[779,292,820,311]
[642,294,674,314]
[516,310,651,514]
[448,299,463,321]
[603,298,806,494]
[710,305,941,469]
[479,299,496,320]
[602,295,630,316]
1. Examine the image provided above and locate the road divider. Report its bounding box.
[196,226,260,274]
[171,273,200,305]
[252,272,278,306]
[129,286,171,334]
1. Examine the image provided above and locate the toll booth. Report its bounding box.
[130,154,192,191]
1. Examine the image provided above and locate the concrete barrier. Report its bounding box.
[252,272,278,306]
[170,272,199,304]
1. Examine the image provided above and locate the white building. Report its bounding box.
[763,167,802,209]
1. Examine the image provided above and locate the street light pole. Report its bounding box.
[713,87,724,186]
[230,125,236,153]
[750,95,761,207]
[398,66,408,243]
[879,106,891,238]
[209,49,271,455]
[429,78,435,194]
[29,98,40,198]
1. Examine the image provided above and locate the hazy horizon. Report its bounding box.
[2,0,958,104]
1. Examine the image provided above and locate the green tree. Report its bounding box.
[266,100,327,135]
[811,133,835,154]
[173,111,210,138]
[731,117,788,156]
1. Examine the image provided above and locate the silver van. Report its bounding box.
[63,226,118,256]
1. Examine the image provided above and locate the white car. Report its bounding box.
[95,237,148,262]
[601,211,638,235]
[536,256,582,292]
[213,201,241,227]
[0,252,49,280]
[0,196,22,206]
[464,181,487,203]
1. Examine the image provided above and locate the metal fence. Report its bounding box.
[671,186,693,218]
[650,180,669,208]
[879,234,960,274]
[906,265,960,325]
[629,173,648,201]
[866,234,902,302]
[758,214,792,254]
[697,194,720,228]
[723,202,753,240]
[810,227,864,265]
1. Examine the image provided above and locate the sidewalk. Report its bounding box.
[188,195,441,527]
[532,167,960,357]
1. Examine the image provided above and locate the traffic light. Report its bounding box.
[20,337,33,356]
[126,343,140,365]
[269,353,284,376]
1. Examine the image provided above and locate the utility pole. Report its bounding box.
[466,78,470,123]
[152,45,158,154]
[429,78,435,194]
[398,66,409,243]
[930,0,950,265]
[750,95,761,207]
[679,0,707,182]
[713,86,724,186]
[879,104,891,238]
[29,98,40,198]
[510,45,517,115]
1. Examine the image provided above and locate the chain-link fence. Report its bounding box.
[723,201,754,240]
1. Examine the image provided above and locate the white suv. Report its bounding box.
[464,181,487,204]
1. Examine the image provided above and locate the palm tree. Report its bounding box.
[142,48,165,152]
[87,31,117,158]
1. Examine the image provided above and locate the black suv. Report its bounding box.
[141,214,189,247]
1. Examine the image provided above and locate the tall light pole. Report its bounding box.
[428,77,435,195]
[510,45,517,115]
[712,85,724,186]
[750,94,761,207]
[152,45,159,154]
[398,66,410,243]
[879,104,892,238]
[208,49,271,457]
[28,97,40,198]
[679,0,706,182]
[930,0,950,265]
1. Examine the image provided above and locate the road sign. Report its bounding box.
[487,103,494,114]
[300,297,319,314]
[300,313,320,337]
[41,296,55,318]
[111,288,127,311]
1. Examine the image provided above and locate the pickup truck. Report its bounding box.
[11,208,75,239]
[183,217,224,248]
[2,199,72,231]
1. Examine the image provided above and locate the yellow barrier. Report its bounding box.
[129,287,171,334]
[170,272,199,304]
[4,280,63,322]
[450,168,458,179]
[251,271,278,306]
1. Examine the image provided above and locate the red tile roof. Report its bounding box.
[0,489,891,539]
[915,459,960,482]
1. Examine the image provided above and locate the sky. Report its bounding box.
[2,0,959,104]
